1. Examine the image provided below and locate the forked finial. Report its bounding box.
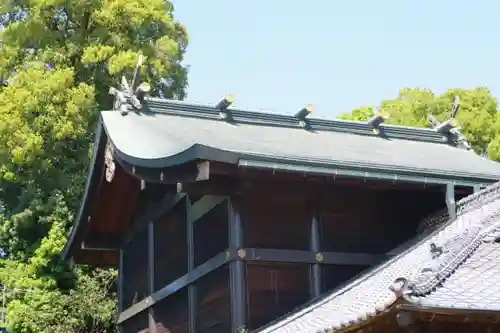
[451,95,460,119]
[426,96,470,150]
[109,54,151,115]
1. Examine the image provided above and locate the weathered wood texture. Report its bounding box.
[154,201,188,291]
[246,263,310,331]
[90,164,140,235]
[153,289,189,333]
[193,200,228,266]
[240,183,445,253]
[195,265,231,333]
[122,227,148,309]
[119,176,450,332]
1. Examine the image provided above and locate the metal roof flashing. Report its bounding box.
[142,97,449,144]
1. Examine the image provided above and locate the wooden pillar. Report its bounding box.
[229,199,247,333]
[118,248,124,333]
[118,249,124,312]
[310,215,321,298]
[186,198,196,333]
[148,222,156,333]
[446,184,456,220]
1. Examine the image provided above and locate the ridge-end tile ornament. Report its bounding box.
[427,95,472,150]
[108,54,151,115]
[104,143,115,182]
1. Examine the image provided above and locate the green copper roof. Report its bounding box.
[100,98,500,186]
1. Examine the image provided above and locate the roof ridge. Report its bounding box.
[456,181,500,215]
[407,210,500,296]
[142,98,452,145]
[399,181,500,297]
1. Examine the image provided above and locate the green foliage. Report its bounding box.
[0,0,187,331]
[338,87,500,160]
[338,106,375,121]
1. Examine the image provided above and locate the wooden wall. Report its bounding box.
[153,290,189,333]
[122,228,148,309]
[193,201,228,266]
[154,202,187,291]
[238,183,447,330]
[195,265,231,333]
[119,179,451,333]
[246,263,309,330]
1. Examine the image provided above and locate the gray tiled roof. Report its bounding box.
[408,241,500,310]
[257,183,500,333]
[100,99,500,184]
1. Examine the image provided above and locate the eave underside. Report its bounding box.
[64,146,486,268]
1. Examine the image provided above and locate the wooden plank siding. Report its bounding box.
[118,178,450,333]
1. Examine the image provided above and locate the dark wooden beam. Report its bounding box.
[177,165,454,209]
[73,249,118,267]
[117,251,230,324]
[177,176,240,196]
[116,244,389,325]
[310,214,321,298]
[186,198,196,333]
[228,199,247,333]
[242,248,316,263]
[81,233,122,250]
[240,248,389,266]
[321,251,389,266]
[147,222,155,333]
[119,159,211,184]
[118,249,124,312]
[224,163,446,190]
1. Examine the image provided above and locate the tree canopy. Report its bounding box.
[339,87,500,160]
[0,0,187,331]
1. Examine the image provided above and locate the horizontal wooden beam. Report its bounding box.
[321,251,389,266]
[117,250,230,324]
[230,163,446,190]
[117,247,391,325]
[239,248,389,266]
[119,159,211,185]
[81,233,122,250]
[73,249,118,268]
[177,177,237,196]
[241,248,316,264]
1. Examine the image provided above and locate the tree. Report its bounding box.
[0,0,188,331]
[338,87,500,160]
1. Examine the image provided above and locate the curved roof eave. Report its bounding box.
[61,121,106,260]
[99,109,500,186]
[107,140,500,187]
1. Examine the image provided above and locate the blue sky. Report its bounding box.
[171,0,500,118]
